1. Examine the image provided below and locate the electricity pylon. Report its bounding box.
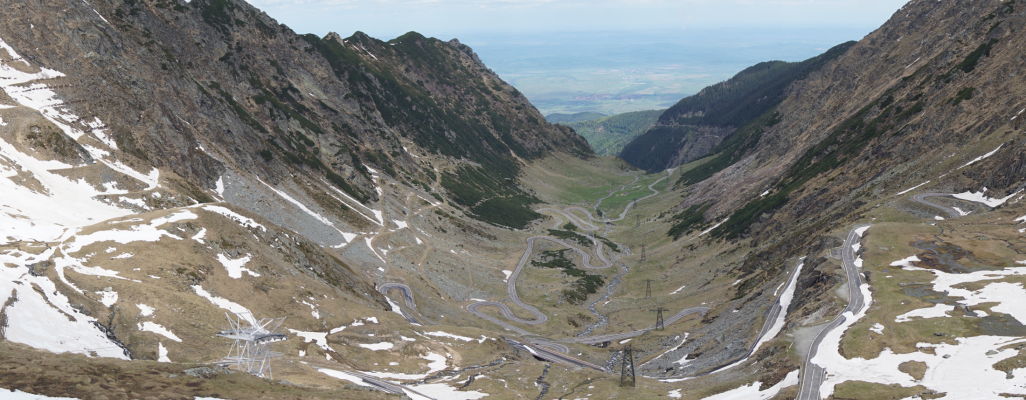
[620,344,636,387]
[216,312,287,378]
[651,307,667,331]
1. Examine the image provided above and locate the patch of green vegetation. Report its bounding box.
[547,229,591,247]
[598,236,619,252]
[957,39,997,73]
[950,87,975,106]
[472,197,541,229]
[531,249,605,305]
[667,203,711,239]
[441,167,540,229]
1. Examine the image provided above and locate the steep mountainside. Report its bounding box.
[2,0,588,231]
[559,109,662,155]
[7,0,1026,399]
[0,0,593,398]
[620,42,854,172]
[632,1,1026,396]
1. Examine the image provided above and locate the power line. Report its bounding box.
[619,344,636,387]
[650,307,668,331]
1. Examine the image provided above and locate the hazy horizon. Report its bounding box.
[248,0,908,114]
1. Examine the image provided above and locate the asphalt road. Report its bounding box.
[506,339,608,372]
[909,192,963,218]
[339,368,437,399]
[795,225,869,400]
[377,283,422,324]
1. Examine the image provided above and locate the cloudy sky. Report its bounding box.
[248,0,910,39]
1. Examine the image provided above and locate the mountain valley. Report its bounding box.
[2,1,1026,399]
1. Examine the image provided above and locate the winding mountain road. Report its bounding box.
[795,225,869,400]
[377,169,711,372]
[377,283,423,324]
[909,192,963,218]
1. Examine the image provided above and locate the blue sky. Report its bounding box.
[248,0,909,39]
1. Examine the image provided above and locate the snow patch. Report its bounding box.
[216,253,260,278]
[699,219,726,236]
[959,144,1003,169]
[358,341,395,351]
[895,303,954,322]
[317,368,373,387]
[750,259,803,355]
[202,205,266,231]
[157,342,171,363]
[97,287,118,307]
[0,249,129,359]
[423,331,474,342]
[139,321,182,342]
[952,188,1021,208]
[137,303,155,317]
[896,180,931,196]
[191,285,252,319]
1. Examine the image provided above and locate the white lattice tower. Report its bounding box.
[216,312,287,378]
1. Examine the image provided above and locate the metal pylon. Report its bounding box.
[651,307,667,330]
[217,312,287,378]
[640,244,646,262]
[620,344,636,387]
[644,279,653,298]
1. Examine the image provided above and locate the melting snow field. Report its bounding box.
[357,341,395,351]
[138,321,182,342]
[216,253,260,278]
[899,260,1026,324]
[952,188,1021,208]
[814,254,1026,398]
[751,259,803,355]
[894,303,954,322]
[0,249,129,359]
